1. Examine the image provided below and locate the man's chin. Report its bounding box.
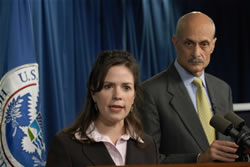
[186,67,204,76]
[189,62,203,66]
[191,69,204,76]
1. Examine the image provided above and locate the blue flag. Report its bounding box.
[0,1,46,166]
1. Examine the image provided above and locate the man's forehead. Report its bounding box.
[183,37,213,43]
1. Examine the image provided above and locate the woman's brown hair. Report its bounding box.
[64,50,144,145]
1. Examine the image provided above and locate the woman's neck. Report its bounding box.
[94,120,126,144]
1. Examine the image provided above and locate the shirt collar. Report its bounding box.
[174,60,207,88]
[74,122,144,143]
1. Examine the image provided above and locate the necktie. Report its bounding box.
[193,78,215,144]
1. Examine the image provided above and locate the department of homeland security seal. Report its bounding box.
[0,63,46,167]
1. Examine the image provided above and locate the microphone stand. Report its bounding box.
[235,131,250,162]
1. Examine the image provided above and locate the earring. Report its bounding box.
[94,103,98,111]
[130,105,134,112]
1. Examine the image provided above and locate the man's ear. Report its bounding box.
[172,35,179,49]
[211,37,217,53]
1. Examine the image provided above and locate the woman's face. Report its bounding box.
[92,65,135,125]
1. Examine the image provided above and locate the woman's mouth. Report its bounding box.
[109,105,124,112]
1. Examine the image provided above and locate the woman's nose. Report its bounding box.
[113,87,122,100]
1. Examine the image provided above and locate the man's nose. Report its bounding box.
[192,45,201,57]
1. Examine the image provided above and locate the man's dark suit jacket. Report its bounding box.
[46,131,159,167]
[139,63,233,164]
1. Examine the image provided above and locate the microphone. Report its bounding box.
[224,112,250,132]
[210,114,250,149]
[210,114,239,138]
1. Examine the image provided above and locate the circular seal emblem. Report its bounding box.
[0,63,46,167]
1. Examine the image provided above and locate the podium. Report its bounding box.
[92,162,250,167]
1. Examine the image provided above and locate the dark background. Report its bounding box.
[1,0,250,154]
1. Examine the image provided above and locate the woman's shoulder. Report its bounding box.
[55,129,71,138]
[135,133,156,149]
[50,130,72,144]
[142,133,154,143]
[49,129,87,153]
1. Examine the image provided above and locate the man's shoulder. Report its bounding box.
[142,64,176,88]
[205,73,231,88]
[143,70,168,85]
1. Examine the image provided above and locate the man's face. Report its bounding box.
[172,21,216,77]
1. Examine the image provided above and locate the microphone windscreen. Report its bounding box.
[224,112,245,130]
[210,115,232,135]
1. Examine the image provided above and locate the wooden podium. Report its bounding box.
[92,162,250,167]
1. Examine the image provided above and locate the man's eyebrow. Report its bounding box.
[200,40,210,43]
[184,38,210,43]
[184,38,195,43]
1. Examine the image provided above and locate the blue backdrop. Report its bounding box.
[1,0,249,156]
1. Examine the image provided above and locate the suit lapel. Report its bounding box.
[205,75,230,141]
[82,142,115,166]
[205,75,222,115]
[125,139,142,164]
[167,64,209,151]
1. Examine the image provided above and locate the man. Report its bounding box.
[140,11,239,163]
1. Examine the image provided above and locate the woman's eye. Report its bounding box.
[123,85,131,91]
[103,84,112,89]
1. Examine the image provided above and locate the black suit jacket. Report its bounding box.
[139,63,233,163]
[46,131,159,167]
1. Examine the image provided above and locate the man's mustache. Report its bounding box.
[188,58,204,63]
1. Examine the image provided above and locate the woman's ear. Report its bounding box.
[91,91,96,102]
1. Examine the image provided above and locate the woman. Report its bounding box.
[46,50,159,167]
